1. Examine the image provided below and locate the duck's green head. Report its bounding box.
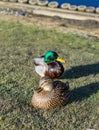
[44,51,65,63]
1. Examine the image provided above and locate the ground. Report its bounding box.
[0,13,99,38]
[0,14,99,130]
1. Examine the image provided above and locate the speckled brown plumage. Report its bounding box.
[32,77,70,109]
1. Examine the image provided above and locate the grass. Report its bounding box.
[0,21,99,130]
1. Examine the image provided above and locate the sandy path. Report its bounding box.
[0,13,99,38]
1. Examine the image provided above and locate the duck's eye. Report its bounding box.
[48,56,52,60]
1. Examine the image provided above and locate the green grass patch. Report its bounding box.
[0,21,99,130]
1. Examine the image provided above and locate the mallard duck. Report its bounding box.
[34,51,65,79]
[32,76,70,109]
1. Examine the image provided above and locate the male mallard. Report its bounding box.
[32,76,70,109]
[34,51,65,79]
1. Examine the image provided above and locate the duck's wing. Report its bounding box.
[34,57,44,66]
[34,57,48,77]
[53,81,69,91]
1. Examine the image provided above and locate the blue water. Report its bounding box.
[48,0,99,7]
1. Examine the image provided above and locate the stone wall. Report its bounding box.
[0,0,99,13]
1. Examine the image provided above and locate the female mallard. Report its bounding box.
[32,76,70,109]
[34,51,65,79]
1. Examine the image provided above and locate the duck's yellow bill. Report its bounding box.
[56,56,66,63]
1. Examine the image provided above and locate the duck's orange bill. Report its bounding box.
[56,56,66,63]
